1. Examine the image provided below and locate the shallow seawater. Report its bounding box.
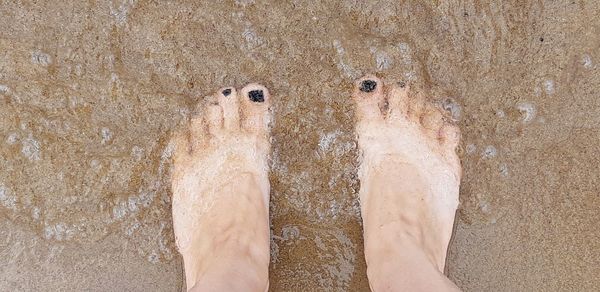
[1,1,599,291]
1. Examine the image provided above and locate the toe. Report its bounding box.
[217,87,241,131]
[205,103,224,137]
[420,104,444,138]
[190,106,208,153]
[439,124,460,149]
[240,83,271,136]
[386,81,409,120]
[408,91,426,121]
[353,75,384,123]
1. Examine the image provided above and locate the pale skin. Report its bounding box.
[171,76,462,291]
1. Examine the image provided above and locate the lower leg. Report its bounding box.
[365,238,459,291]
[187,242,269,292]
[363,164,459,292]
[179,175,270,292]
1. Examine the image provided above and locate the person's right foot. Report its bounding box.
[353,75,462,291]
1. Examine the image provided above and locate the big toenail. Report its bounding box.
[360,80,377,92]
[222,88,232,96]
[248,90,264,102]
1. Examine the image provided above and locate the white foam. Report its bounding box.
[21,135,41,161]
[441,98,462,120]
[482,145,497,158]
[281,225,300,241]
[242,27,264,50]
[543,79,555,95]
[318,130,341,153]
[6,133,18,144]
[147,252,159,263]
[533,86,542,97]
[583,54,593,69]
[110,0,136,26]
[43,222,75,241]
[131,146,144,161]
[126,221,141,236]
[371,49,392,71]
[112,200,128,220]
[517,102,536,123]
[479,200,490,213]
[397,42,417,80]
[31,51,52,66]
[499,163,509,177]
[235,0,255,5]
[0,185,17,210]
[333,40,358,78]
[466,144,476,155]
[101,127,112,144]
[31,207,40,220]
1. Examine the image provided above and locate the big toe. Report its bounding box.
[353,75,385,123]
[240,83,272,137]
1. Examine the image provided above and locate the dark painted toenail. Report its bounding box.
[248,90,264,102]
[360,80,377,92]
[222,88,232,96]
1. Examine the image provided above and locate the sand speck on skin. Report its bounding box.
[517,102,536,123]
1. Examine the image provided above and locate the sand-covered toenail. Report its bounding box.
[222,88,232,96]
[249,90,265,102]
[360,80,377,92]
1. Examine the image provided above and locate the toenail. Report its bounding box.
[222,88,232,96]
[360,80,377,92]
[248,90,264,102]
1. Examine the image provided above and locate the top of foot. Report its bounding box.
[170,83,273,252]
[353,75,462,269]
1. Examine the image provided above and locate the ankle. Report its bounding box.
[185,240,270,291]
[189,257,269,291]
[365,227,446,271]
[365,233,454,291]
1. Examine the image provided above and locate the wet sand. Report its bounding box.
[1,1,599,291]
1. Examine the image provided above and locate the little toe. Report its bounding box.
[171,129,191,166]
[353,75,385,123]
[439,124,460,149]
[188,112,207,151]
[217,87,241,131]
[386,81,410,120]
[408,91,426,121]
[420,105,444,138]
[240,83,271,136]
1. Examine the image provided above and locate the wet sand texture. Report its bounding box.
[1,1,599,291]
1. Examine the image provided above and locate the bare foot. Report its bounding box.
[353,75,461,291]
[171,84,272,291]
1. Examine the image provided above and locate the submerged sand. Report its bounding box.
[1,1,599,291]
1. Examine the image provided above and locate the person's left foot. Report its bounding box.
[171,84,272,291]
